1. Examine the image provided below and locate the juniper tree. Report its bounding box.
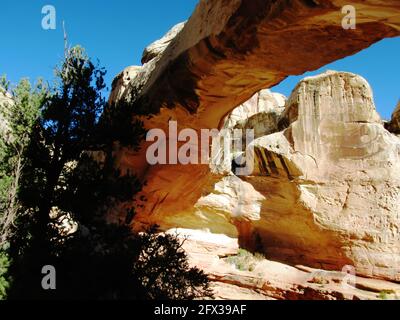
[8,46,108,297]
[8,46,212,300]
[0,76,46,299]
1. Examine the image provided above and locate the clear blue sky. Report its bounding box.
[0,1,398,119]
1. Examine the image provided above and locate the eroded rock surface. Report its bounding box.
[171,229,400,300]
[141,22,186,64]
[118,0,400,129]
[116,70,400,288]
[106,0,400,298]
[246,71,400,281]
[109,66,142,104]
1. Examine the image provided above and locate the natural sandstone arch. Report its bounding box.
[119,0,400,128]
[108,0,400,281]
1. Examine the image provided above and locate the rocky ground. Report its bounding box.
[171,229,400,300]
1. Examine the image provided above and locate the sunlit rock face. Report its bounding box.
[118,0,400,130]
[111,69,400,282]
[141,22,186,64]
[107,0,400,291]
[174,228,400,300]
[116,88,286,240]
[245,71,400,280]
[109,66,142,105]
[223,89,286,131]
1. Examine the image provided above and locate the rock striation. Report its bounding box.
[107,0,400,298]
[141,22,186,64]
[117,0,400,129]
[245,71,400,281]
[111,69,400,287]
[175,228,400,300]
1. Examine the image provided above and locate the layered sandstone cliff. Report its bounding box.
[110,69,400,298]
[106,0,400,299]
[245,71,400,280]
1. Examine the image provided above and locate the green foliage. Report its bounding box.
[225,248,265,272]
[0,77,46,228]
[17,46,107,231]
[378,290,396,300]
[134,226,213,300]
[6,79,45,145]
[0,77,46,299]
[97,98,147,151]
[33,46,106,164]
[0,75,10,92]
[9,221,213,300]
[9,47,111,297]
[378,291,388,300]
[0,244,10,300]
[7,46,212,300]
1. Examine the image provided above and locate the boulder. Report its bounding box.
[246,71,400,280]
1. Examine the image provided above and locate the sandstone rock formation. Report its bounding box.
[118,0,400,129]
[106,0,400,299]
[108,21,186,105]
[226,89,286,138]
[112,69,400,289]
[141,22,186,64]
[109,66,142,104]
[174,228,400,300]
[187,70,400,284]
[246,71,400,281]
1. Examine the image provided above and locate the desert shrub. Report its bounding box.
[225,248,265,272]
[378,290,396,300]
[134,226,213,300]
